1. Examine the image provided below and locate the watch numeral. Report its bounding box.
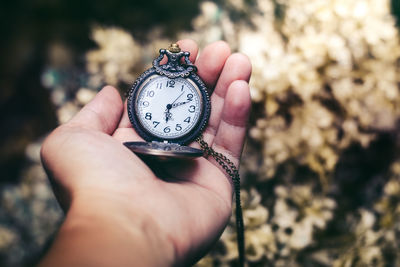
[142,101,149,107]
[156,83,162,89]
[163,126,171,133]
[188,105,195,113]
[145,113,152,120]
[147,90,155,97]
[187,93,193,101]
[153,121,160,128]
[184,117,191,123]
[166,80,175,88]
[175,124,182,131]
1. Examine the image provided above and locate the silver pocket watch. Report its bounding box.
[124,43,211,159]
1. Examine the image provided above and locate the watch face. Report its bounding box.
[128,71,210,144]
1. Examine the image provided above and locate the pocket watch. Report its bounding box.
[124,43,211,159]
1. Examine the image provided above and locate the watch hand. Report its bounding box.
[165,109,171,122]
[164,107,174,122]
[170,91,185,106]
[165,91,184,122]
[171,99,192,108]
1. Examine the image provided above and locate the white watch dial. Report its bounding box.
[135,75,202,139]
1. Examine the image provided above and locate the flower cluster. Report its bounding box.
[239,0,400,180]
[333,161,400,267]
[0,140,62,266]
[86,26,141,86]
[197,186,336,266]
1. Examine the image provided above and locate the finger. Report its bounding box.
[211,80,251,167]
[68,86,123,134]
[213,53,251,100]
[195,41,231,90]
[160,39,199,65]
[177,39,199,63]
[203,53,252,144]
[112,126,143,142]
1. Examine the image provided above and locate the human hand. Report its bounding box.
[40,40,251,266]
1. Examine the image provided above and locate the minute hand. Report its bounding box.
[172,100,192,108]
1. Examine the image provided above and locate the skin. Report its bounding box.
[39,39,252,267]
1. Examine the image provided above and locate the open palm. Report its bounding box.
[41,39,251,266]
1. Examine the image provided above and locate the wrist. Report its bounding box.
[40,192,175,267]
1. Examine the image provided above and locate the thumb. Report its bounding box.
[68,86,123,134]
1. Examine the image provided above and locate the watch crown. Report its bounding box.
[168,43,181,53]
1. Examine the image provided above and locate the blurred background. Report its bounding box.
[1,0,400,266]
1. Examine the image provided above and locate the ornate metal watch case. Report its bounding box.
[124,44,211,159]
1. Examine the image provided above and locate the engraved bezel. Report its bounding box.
[127,68,210,145]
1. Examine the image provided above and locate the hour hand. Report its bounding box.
[171,100,192,108]
[165,106,173,122]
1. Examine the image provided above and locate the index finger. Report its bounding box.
[195,41,231,91]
